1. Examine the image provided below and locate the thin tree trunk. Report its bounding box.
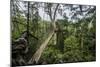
[56,31,64,52]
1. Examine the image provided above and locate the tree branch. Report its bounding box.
[53,4,59,21]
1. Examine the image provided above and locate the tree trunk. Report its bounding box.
[55,22,64,52]
[28,31,54,64]
[56,31,64,52]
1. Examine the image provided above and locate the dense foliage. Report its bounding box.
[11,0,96,66]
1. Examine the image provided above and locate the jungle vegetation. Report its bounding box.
[11,0,96,66]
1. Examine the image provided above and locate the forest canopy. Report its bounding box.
[11,0,96,66]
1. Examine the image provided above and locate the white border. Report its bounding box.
[24,0,96,5]
[0,0,10,67]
